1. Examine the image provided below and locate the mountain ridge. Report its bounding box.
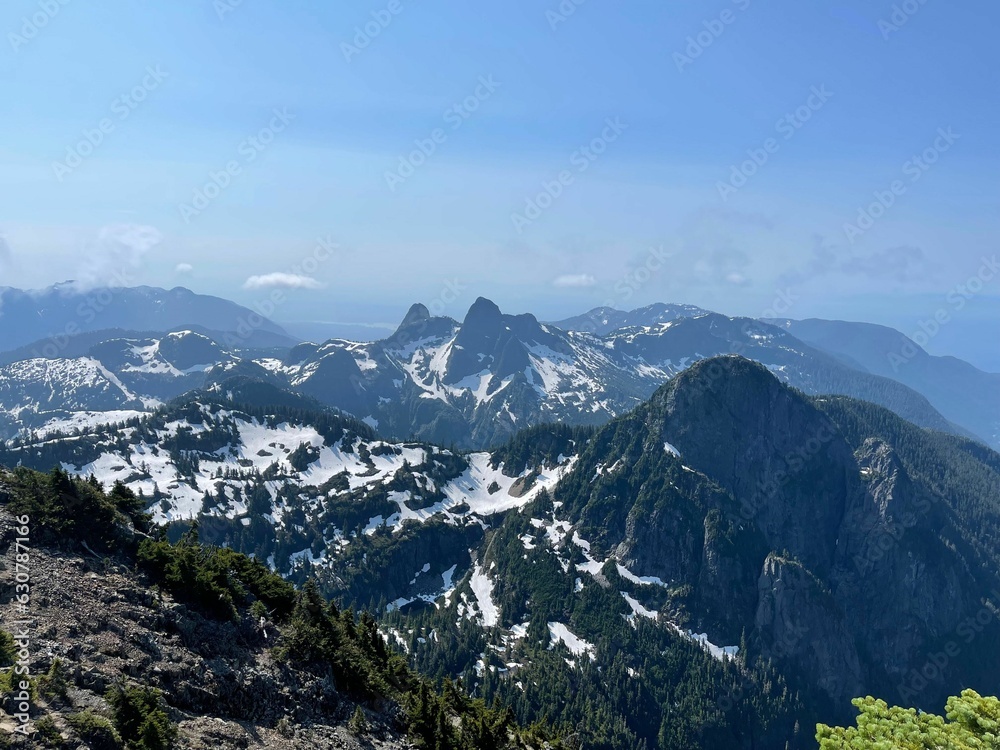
[0,284,293,355]
[770,317,1000,449]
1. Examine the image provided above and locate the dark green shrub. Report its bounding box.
[0,630,15,667]
[67,710,122,750]
[107,684,176,750]
[38,659,69,699]
[35,715,64,747]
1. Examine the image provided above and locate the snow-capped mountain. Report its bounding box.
[8,357,1000,749]
[551,302,711,335]
[268,298,655,448]
[0,297,972,449]
[269,298,966,449]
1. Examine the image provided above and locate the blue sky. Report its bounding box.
[1,0,998,361]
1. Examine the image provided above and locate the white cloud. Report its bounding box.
[243,272,323,290]
[75,224,162,291]
[553,273,597,288]
[175,262,194,274]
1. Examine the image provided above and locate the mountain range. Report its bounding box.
[770,317,1000,450]
[0,466,556,749]
[4,284,1000,747]
[1,288,995,453]
[5,356,1000,749]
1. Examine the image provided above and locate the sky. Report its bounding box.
[0,0,998,362]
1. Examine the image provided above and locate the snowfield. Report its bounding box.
[548,622,595,659]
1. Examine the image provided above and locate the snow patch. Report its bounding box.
[547,622,595,659]
[622,592,657,621]
[469,564,500,627]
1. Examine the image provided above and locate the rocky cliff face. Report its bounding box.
[652,356,855,578]
[755,554,863,701]
[827,437,984,693]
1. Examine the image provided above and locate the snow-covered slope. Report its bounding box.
[0,331,235,438]
[2,391,577,571]
[551,302,711,336]
[263,298,654,448]
[0,356,147,436]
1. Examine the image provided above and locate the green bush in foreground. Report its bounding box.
[67,710,122,750]
[5,467,149,550]
[816,690,1000,749]
[34,716,63,747]
[107,684,176,750]
[137,528,297,623]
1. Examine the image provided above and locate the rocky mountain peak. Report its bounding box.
[157,330,225,370]
[651,355,854,575]
[460,296,503,334]
[653,355,781,415]
[398,302,431,329]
